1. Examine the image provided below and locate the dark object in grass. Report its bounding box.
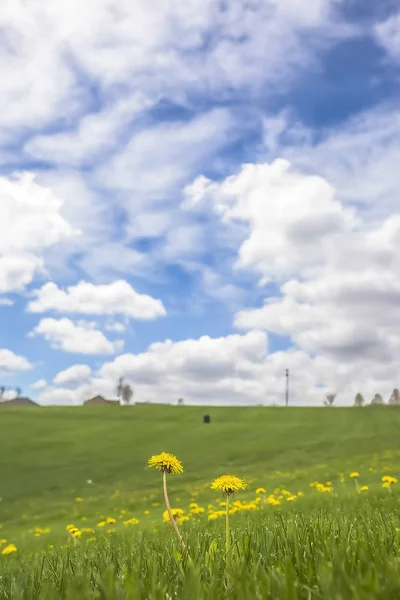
[203,414,210,424]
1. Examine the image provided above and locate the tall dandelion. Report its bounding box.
[211,475,246,555]
[350,472,360,493]
[148,452,185,548]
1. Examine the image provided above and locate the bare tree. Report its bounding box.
[0,386,21,401]
[388,388,400,406]
[354,393,364,407]
[371,393,384,406]
[324,393,336,407]
[116,378,134,405]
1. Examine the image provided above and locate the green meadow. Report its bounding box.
[1,405,400,598]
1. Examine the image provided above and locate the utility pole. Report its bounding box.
[285,369,289,406]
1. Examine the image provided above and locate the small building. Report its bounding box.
[0,396,38,407]
[83,395,120,406]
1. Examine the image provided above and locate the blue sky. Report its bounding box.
[1,0,400,406]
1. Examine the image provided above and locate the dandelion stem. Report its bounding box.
[225,495,231,555]
[354,478,360,494]
[162,470,185,549]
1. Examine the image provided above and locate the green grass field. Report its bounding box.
[1,405,400,599]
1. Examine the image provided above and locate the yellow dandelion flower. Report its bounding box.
[75,497,84,502]
[0,539,7,545]
[360,485,368,491]
[106,517,116,524]
[2,543,17,555]
[350,472,359,478]
[124,517,140,525]
[162,508,184,523]
[148,451,183,474]
[97,521,106,527]
[72,530,82,538]
[256,487,266,494]
[382,475,397,484]
[144,510,150,515]
[152,502,160,507]
[210,475,246,495]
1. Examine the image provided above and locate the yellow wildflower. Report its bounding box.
[360,485,368,491]
[75,497,84,502]
[106,517,116,524]
[382,475,397,484]
[148,452,183,474]
[211,475,246,495]
[144,510,150,515]
[350,472,359,478]
[256,487,266,494]
[163,508,184,523]
[124,517,140,525]
[72,530,82,538]
[2,543,17,555]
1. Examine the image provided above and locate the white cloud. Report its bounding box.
[30,318,123,355]
[36,385,89,406]
[105,321,127,334]
[0,0,341,139]
[0,298,14,306]
[25,94,153,166]
[274,105,400,218]
[30,379,47,389]
[28,280,166,319]
[53,364,91,385]
[0,172,78,292]
[34,329,364,407]
[0,349,32,374]
[185,159,354,282]
[95,109,236,198]
[374,12,400,61]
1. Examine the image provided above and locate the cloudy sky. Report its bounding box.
[1,0,400,406]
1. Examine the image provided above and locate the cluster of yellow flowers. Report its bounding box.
[66,524,94,539]
[310,481,333,493]
[382,475,398,488]
[31,527,51,537]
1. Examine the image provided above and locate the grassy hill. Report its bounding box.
[1,405,400,541]
[1,405,400,599]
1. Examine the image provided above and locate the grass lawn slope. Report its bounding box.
[1,405,400,598]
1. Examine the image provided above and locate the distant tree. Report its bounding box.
[177,398,184,406]
[116,377,134,405]
[388,388,400,406]
[0,386,20,401]
[324,393,337,407]
[371,393,384,406]
[354,393,365,407]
